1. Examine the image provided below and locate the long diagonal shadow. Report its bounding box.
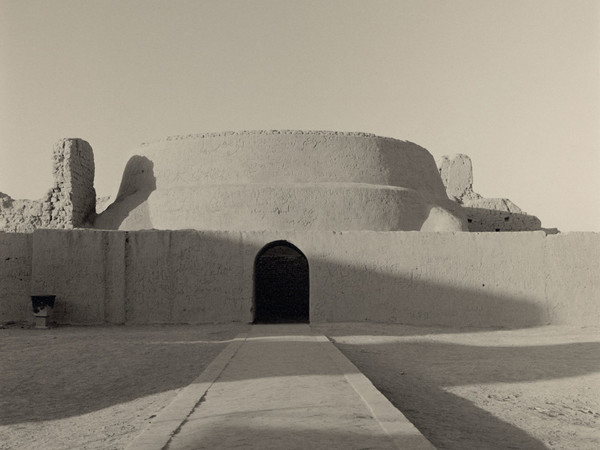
[327,333,600,450]
[3,231,595,450]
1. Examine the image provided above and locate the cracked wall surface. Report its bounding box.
[0,139,96,232]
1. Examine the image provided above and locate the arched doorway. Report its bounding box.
[254,241,309,323]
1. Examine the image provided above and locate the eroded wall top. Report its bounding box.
[0,139,96,232]
[438,154,549,232]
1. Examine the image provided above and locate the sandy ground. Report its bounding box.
[0,323,248,450]
[1,322,598,449]
[314,323,600,450]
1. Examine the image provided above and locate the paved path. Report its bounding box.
[127,324,434,449]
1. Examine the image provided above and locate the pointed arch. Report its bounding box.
[253,240,309,323]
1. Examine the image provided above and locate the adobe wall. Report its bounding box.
[303,231,598,326]
[0,196,45,233]
[48,138,97,228]
[3,229,597,327]
[0,232,33,322]
[0,139,96,233]
[438,154,544,231]
[124,231,249,324]
[31,230,125,325]
[542,232,600,325]
[238,231,598,327]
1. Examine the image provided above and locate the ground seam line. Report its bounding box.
[316,336,389,430]
[124,331,249,450]
[317,334,435,449]
[162,332,248,449]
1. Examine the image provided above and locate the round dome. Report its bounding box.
[94,131,467,231]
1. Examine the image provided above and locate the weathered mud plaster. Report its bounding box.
[2,132,592,330]
[0,232,32,322]
[0,139,97,232]
[95,131,467,231]
[2,133,547,234]
[2,229,594,327]
[30,229,125,325]
[438,154,545,232]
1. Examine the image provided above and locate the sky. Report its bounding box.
[1,0,598,231]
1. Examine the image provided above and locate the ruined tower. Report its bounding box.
[43,138,97,228]
[0,138,96,232]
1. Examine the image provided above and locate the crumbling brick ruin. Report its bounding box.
[0,139,96,232]
[438,154,549,232]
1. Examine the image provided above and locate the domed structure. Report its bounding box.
[94,131,467,231]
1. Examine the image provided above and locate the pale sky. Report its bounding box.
[1,0,599,231]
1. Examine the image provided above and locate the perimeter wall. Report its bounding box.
[0,232,32,322]
[1,230,598,327]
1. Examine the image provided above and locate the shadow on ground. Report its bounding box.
[326,327,600,450]
[169,423,429,449]
[1,322,599,450]
[0,325,246,426]
[2,232,596,448]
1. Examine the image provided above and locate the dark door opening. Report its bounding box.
[254,241,309,323]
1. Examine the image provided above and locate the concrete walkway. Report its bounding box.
[127,324,434,450]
